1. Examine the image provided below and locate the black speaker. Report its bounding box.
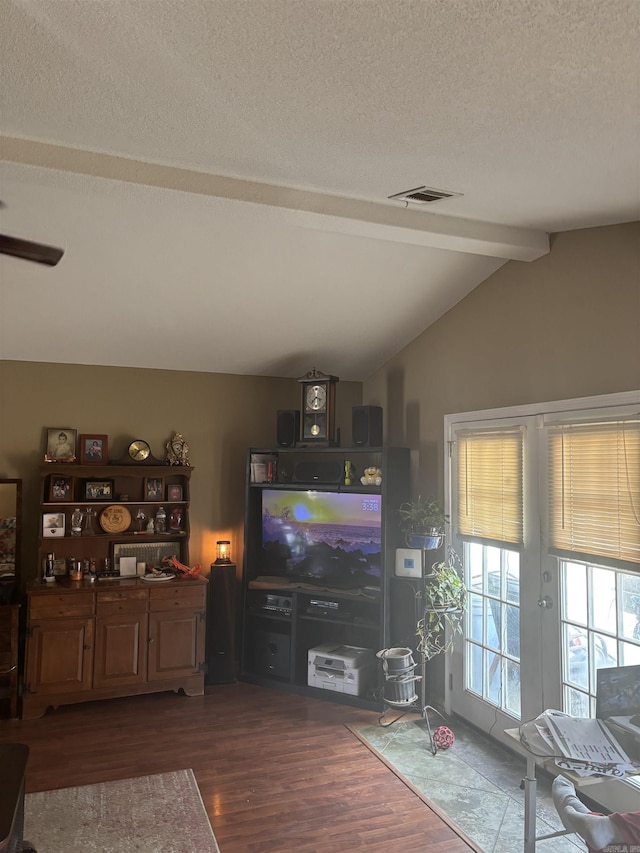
[291,460,344,484]
[205,562,236,684]
[352,405,383,447]
[252,628,291,679]
[276,410,300,447]
[389,577,422,653]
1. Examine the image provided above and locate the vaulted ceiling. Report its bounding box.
[1,1,638,380]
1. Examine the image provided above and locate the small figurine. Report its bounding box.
[163,555,202,578]
[166,432,190,466]
[344,460,354,485]
[360,466,382,486]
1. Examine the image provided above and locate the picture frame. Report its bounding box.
[112,540,178,572]
[144,477,165,501]
[43,512,65,537]
[49,475,74,502]
[44,428,77,463]
[79,434,108,465]
[84,480,113,500]
[167,484,183,501]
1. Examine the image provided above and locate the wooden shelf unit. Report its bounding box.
[38,463,192,578]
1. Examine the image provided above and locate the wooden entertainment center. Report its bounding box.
[240,445,410,709]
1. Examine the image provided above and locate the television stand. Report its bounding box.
[241,445,411,708]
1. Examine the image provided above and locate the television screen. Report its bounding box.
[261,490,382,589]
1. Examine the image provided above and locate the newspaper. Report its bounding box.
[520,709,638,778]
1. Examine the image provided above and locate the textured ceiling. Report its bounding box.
[1,0,639,380]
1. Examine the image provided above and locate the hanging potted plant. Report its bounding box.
[397,495,447,549]
[417,554,467,660]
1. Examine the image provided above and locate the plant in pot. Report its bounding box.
[398,495,447,549]
[417,554,467,660]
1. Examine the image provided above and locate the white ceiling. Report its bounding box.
[1,0,639,380]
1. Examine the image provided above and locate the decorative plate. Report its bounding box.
[99,504,132,534]
[140,572,175,582]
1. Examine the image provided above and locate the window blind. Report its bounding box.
[456,427,524,545]
[548,420,640,566]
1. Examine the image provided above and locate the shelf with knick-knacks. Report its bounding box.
[38,463,192,582]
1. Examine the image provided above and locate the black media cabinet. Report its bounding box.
[240,445,410,709]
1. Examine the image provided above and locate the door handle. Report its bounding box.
[537,596,553,609]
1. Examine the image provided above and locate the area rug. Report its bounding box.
[24,768,220,853]
[347,715,581,853]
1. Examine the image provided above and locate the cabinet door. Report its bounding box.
[94,612,148,688]
[25,618,94,696]
[147,609,205,681]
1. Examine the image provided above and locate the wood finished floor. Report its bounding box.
[0,683,476,852]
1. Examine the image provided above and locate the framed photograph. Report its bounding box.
[167,484,183,501]
[112,540,179,572]
[85,480,113,500]
[144,477,165,501]
[49,475,74,502]
[44,428,77,463]
[43,512,65,537]
[80,434,108,464]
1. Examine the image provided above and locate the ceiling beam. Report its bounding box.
[1,136,549,262]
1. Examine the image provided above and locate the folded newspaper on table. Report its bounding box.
[520,709,638,778]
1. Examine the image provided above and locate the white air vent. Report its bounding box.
[388,186,463,204]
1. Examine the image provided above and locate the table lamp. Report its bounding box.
[215,540,231,564]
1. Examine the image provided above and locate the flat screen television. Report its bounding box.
[261,490,382,590]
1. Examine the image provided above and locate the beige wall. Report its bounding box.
[364,220,639,702]
[0,361,362,583]
[364,221,640,498]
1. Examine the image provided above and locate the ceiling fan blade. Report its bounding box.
[0,234,64,266]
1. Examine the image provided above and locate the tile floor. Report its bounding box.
[354,710,588,853]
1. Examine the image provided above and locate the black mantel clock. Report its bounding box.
[297,368,339,445]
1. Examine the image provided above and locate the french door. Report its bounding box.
[447,414,554,735]
[445,394,640,774]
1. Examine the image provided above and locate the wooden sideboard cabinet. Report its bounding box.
[22,577,207,719]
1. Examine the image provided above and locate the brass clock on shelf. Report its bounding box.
[128,439,151,462]
[297,368,339,445]
[112,439,164,465]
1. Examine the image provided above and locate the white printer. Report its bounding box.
[307,643,375,696]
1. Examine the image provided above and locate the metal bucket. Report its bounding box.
[377,647,416,675]
[382,673,419,706]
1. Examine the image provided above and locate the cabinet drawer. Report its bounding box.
[97,599,148,616]
[96,588,148,616]
[97,588,148,604]
[149,584,205,611]
[30,592,95,619]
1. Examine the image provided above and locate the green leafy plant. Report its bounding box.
[417,556,467,659]
[398,495,448,548]
[397,495,447,534]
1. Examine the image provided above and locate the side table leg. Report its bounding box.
[521,755,538,853]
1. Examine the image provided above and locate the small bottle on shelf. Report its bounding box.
[44,552,55,583]
[155,506,166,534]
[82,507,97,536]
[71,508,83,536]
